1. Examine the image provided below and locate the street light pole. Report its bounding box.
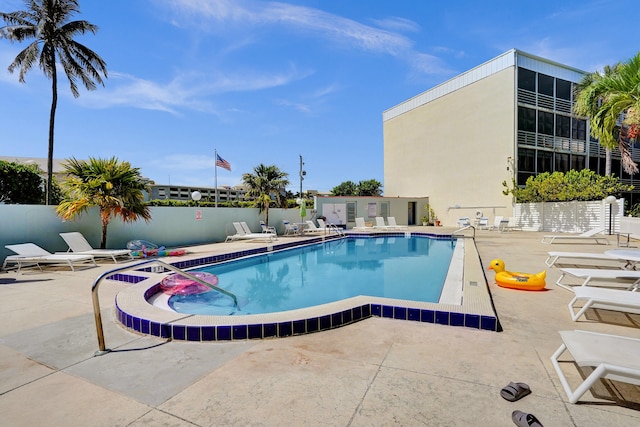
[299,155,305,201]
[605,195,617,235]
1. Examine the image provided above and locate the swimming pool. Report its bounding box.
[165,236,454,316]
[114,232,500,341]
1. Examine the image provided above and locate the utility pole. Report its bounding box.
[299,154,305,201]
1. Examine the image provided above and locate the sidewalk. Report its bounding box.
[1,230,639,426]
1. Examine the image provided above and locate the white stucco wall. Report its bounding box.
[383,67,516,226]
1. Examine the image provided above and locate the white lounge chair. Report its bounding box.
[317,219,345,235]
[3,243,96,272]
[259,220,277,237]
[305,220,325,233]
[59,232,133,263]
[283,220,299,236]
[551,330,640,403]
[353,217,374,231]
[541,228,609,245]
[225,222,274,242]
[544,251,621,268]
[567,287,640,321]
[386,217,408,230]
[555,268,640,291]
[374,217,391,230]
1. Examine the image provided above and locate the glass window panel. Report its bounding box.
[518,68,536,91]
[555,153,570,172]
[611,158,621,177]
[518,148,535,172]
[555,114,571,137]
[571,155,585,171]
[588,157,600,174]
[518,172,535,186]
[598,157,607,175]
[537,151,553,173]
[556,79,571,100]
[538,111,554,135]
[518,107,536,132]
[538,73,554,96]
[572,118,587,140]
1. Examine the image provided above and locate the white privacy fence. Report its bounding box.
[512,199,624,233]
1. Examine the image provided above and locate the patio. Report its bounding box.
[1,229,639,426]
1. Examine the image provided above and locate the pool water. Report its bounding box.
[167,236,455,316]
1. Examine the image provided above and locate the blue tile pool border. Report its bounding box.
[114,233,501,341]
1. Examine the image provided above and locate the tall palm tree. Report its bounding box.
[56,157,152,249]
[574,52,640,176]
[1,0,108,204]
[242,164,290,226]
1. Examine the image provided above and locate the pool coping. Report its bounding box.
[113,232,501,341]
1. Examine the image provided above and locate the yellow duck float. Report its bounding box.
[487,259,546,291]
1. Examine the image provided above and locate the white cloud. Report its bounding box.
[370,17,420,33]
[75,63,310,114]
[162,0,447,74]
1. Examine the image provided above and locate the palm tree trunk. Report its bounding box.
[100,213,109,249]
[47,53,58,205]
[605,148,612,176]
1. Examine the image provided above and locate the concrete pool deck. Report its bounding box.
[1,229,640,426]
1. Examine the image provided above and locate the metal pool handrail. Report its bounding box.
[91,259,238,356]
[451,225,475,242]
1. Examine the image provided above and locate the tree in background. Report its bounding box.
[0,160,44,204]
[502,169,633,203]
[242,164,289,226]
[331,180,358,196]
[331,179,382,196]
[1,0,108,205]
[574,52,640,176]
[56,157,151,248]
[357,179,383,196]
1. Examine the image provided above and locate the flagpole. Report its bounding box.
[214,148,218,208]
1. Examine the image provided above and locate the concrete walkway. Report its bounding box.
[1,230,640,426]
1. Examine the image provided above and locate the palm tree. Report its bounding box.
[56,157,152,249]
[1,0,108,205]
[574,53,640,176]
[242,164,290,226]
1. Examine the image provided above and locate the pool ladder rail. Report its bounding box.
[91,259,239,356]
[451,225,475,243]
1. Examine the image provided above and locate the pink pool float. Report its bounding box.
[160,272,219,296]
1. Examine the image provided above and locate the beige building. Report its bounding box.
[383,49,640,227]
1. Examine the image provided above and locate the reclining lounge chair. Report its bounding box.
[567,287,640,321]
[353,217,374,231]
[541,228,609,245]
[3,243,97,272]
[225,222,275,243]
[551,330,640,403]
[544,251,621,268]
[59,232,133,263]
[555,267,640,291]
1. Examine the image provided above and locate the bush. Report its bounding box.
[502,170,634,203]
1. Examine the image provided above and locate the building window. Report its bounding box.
[555,153,570,172]
[556,79,572,100]
[538,111,554,135]
[537,151,553,173]
[518,68,536,91]
[518,148,535,173]
[555,114,571,138]
[571,155,585,171]
[518,107,536,132]
[572,118,587,140]
[538,73,554,96]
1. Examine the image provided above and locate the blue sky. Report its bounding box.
[1,0,638,194]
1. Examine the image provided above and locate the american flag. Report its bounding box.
[216,153,231,171]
